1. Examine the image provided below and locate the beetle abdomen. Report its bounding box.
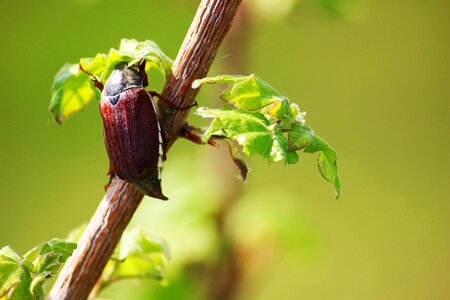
[100,88,167,200]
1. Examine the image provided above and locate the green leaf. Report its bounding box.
[272,129,299,164]
[115,227,169,261]
[1,241,76,300]
[194,73,340,197]
[118,38,173,79]
[49,63,94,124]
[29,272,49,300]
[51,39,173,123]
[0,246,33,300]
[192,74,307,128]
[80,38,173,84]
[31,239,76,274]
[39,239,77,263]
[196,106,298,164]
[289,124,341,198]
[193,74,284,111]
[104,227,169,284]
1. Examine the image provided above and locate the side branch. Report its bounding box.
[48,0,242,299]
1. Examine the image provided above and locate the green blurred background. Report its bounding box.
[0,0,449,299]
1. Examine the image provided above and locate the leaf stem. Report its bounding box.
[48,1,242,299]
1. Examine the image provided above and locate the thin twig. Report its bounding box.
[48,1,242,299]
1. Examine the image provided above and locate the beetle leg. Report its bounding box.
[104,165,115,191]
[149,91,198,110]
[79,64,104,91]
[179,124,217,147]
[138,59,149,87]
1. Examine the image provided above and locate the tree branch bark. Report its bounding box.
[48,1,242,299]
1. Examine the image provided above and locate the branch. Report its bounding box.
[158,0,242,148]
[48,1,242,299]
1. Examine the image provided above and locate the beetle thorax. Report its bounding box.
[103,63,143,97]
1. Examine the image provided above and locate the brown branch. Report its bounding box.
[158,0,242,149]
[48,1,242,299]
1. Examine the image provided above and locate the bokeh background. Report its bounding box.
[0,0,449,299]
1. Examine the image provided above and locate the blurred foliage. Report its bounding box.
[67,225,170,298]
[247,0,366,21]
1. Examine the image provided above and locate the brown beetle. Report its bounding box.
[82,61,167,200]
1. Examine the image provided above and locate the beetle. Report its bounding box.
[81,60,167,200]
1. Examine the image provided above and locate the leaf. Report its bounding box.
[118,39,173,79]
[193,74,284,111]
[31,239,77,274]
[196,106,298,164]
[0,240,76,300]
[193,74,307,128]
[49,63,94,124]
[105,227,170,284]
[194,73,340,197]
[115,227,169,261]
[39,239,77,263]
[289,124,341,198]
[51,39,173,123]
[80,38,173,84]
[29,272,49,300]
[0,246,33,300]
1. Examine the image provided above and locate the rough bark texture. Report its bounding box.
[158,0,242,149]
[48,0,242,299]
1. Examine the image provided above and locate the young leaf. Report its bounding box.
[0,246,33,300]
[289,124,341,198]
[193,74,284,111]
[80,38,173,85]
[194,74,340,197]
[0,240,76,300]
[118,39,173,79]
[38,239,77,263]
[65,225,169,298]
[50,39,173,124]
[49,63,94,124]
[29,272,49,300]
[115,227,169,261]
[31,239,77,274]
[196,106,298,164]
[99,227,170,290]
[192,74,307,128]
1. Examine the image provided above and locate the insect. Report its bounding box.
[81,60,167,200]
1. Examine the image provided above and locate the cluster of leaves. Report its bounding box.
[68,225,170,299]
[49,39,172,124]
[193,75,340,197]
[0,227,169,300]
[0,239,76,300]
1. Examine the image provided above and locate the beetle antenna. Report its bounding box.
[79,64,104,91]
